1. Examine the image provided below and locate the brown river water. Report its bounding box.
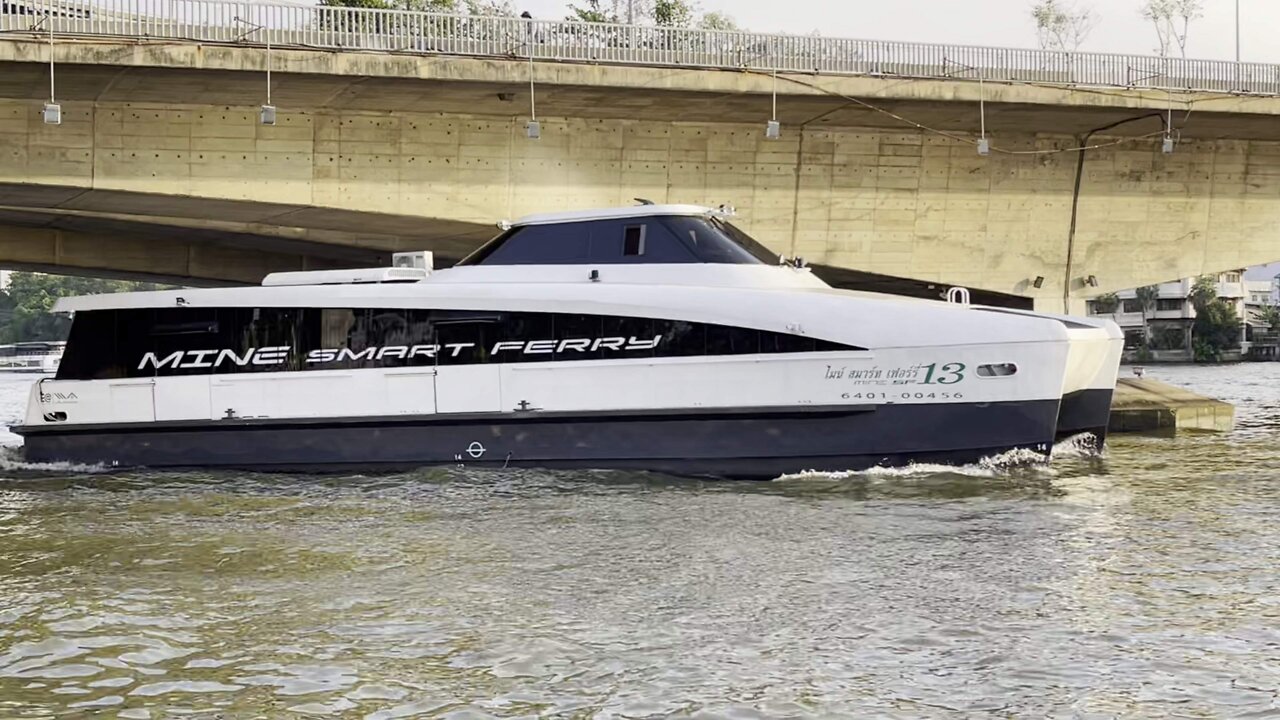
[1,364,1279,719]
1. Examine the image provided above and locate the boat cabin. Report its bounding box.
[459,205,780,267]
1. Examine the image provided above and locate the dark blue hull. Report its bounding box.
[1054,388,1114,445]
[15,400,1061,480]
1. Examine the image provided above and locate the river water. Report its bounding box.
[1,365,1278,719]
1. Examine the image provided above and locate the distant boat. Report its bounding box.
[0,341,65,374]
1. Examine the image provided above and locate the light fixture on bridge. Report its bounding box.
[234,16,277,126]
[40,11,60,125]
[764,70,781,140]
[1085,275,1099,288]
[976,73,990,156]
[1161,92,1176,154]
[1033,275,1045,289]
[522,54,537,140]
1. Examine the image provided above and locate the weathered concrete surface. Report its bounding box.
[0,224,357,285]
[1109,377,1235,433]
[2,37,1280,301]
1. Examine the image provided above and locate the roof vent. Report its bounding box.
[262,267,428,287]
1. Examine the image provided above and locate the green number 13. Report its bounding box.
[922,362,966,385]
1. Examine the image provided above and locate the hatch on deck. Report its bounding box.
[262,267,428,286]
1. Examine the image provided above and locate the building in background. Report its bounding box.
[1086,270,1264,361]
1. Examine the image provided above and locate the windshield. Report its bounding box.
[456,215,781,266]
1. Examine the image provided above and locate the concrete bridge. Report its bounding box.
[2,0,1280,307]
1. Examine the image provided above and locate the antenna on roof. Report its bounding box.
[633,197,655,205]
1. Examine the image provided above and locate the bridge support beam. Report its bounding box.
[2,39,1280,298]
[0,225,349,285]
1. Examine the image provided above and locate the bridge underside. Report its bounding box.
[2,38,1280,304]
[0,182,496,283]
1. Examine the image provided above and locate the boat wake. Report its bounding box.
[0,445,109,476]
[775,434,1102,482]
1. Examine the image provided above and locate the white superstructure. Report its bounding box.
[15,205,1122,478]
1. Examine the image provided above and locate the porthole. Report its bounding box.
[977,363,1018,378]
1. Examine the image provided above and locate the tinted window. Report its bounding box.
[662,217,777,264]
[474,224,591,265]
[623,225,644,256]
[457,215,773,266]
[584,220,697,264]
[55,307,864,380]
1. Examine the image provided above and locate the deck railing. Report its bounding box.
[4,0,1280,95]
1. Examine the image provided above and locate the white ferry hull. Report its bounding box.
[10,204,1123,478]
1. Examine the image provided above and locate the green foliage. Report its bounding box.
[1029,0,1096,52]
[461,0,516,15]
[1151,324,1186,351]
[652,0,695,27]
[566,0,616,22]
[1135,284,1160,312]
[1134,283,1160,342]
[319,0,458,9]
[697,10,740,31]
[1191,298,1242,362]
[1259,303,1280,333]
[0,273,166,343]
[1188,274,1218,311]
[1093,292,1120,314]
[319,0,393,7]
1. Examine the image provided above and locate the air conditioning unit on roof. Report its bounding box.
[392,251,433,271]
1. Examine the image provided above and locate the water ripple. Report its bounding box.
[1,367,1279,717]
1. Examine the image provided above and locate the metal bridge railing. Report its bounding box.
[4,0,1280,96]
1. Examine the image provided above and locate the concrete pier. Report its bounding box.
[1109,378,1235,434]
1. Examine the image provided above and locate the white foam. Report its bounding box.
[774,444,1062,482]
[0,447,108,475]
[1049,432,1103,460]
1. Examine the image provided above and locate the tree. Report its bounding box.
[319,0,457,10]
[1030,0,1097,52]
[1135,284,1160,344]
[1192,299,1242,362]
[462,0,516,15]
[697,10,741,31]
[1093,292,1120,314]
[1258,303,1280,333]
[652,0,695,27]
[1186,274,1242,362]
[1140,0,1202,58]
[0,273,168,343]
[566,0,619,22]
[1189,274,1218,311]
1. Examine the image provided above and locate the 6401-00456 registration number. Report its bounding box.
[842,391,965,400]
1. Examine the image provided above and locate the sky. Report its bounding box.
[1246,262,1280,281]
[512,0,1277,63]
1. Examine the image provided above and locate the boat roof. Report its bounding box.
[511,204,725,227]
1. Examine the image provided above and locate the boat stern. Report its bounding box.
[1055,317,1124,445]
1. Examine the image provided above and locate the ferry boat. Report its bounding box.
[11,204,1122,478]
[0,341,65,374]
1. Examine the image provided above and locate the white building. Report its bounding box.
[1086,271,1253,360]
